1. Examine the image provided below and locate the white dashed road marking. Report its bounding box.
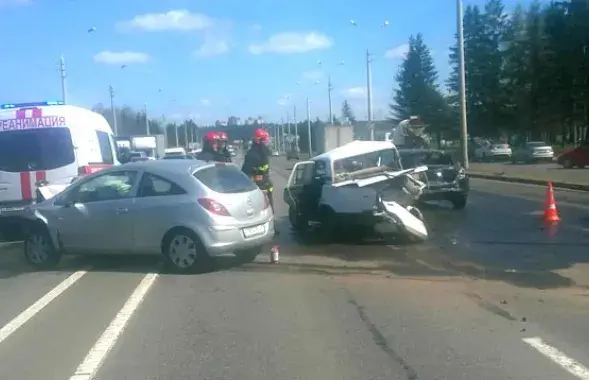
[524,337,589,380]
[0,270,87,344]
[69,273,158,380]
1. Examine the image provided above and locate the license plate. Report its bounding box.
[242,224,265,238]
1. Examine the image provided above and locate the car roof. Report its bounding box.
[111,159,211,176]
[313,140,398,161]
[397,148,446,154]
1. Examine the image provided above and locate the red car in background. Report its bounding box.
[557,143,589,168]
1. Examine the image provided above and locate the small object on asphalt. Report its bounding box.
[521,317,527,322]
[270,246,279,264]
[520,328,526,332]
[500,300,507,304]
[543,182,560,224]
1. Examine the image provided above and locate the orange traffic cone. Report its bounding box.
[543,182,561,224]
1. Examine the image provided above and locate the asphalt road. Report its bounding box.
[0,156,588,379]
[468,162,589,186]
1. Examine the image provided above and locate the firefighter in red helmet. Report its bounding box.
[242,128,276,210]
[218,131,232,162]
[196,131,224,162]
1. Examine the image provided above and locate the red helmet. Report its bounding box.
[218,132,228,141]
[203,131,219,142]
[253,128,270,143]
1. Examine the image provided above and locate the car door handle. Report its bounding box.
[115,208,128,214]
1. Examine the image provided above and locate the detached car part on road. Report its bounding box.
[20,160,275,273]
[398,149,469,209]
[283,140,429,243]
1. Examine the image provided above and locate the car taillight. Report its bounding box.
[263,193,270,209]
[78,166,92,175]
[198,198,230,216]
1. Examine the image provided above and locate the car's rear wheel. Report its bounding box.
[24,225,61,269]
[163,228,212,273]
[562,159,574,169]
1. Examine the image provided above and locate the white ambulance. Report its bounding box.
[0,101,119,236]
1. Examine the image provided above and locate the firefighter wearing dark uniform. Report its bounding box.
[242,128,274,209]
[196,131,224,162]
[218,131,232,163]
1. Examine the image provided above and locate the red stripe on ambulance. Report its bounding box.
[20,172,32,200]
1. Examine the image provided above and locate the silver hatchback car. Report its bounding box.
[21,159,275,273]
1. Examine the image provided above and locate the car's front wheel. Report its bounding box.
[450,194,468,209]
[24,225,61,269]
[163,229,212,273]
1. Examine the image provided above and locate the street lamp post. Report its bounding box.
[349,20,388,140]
[306,97,312,156]
[457,0,469,169]
[109,85,118,136]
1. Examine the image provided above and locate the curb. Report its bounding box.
[468,172,589,191]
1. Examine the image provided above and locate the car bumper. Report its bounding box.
[420,179,469,201]
[531,154,554,160]
[201,219,275,256]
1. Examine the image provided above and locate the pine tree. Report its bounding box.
[391,34,446,125]
[341,100,356,123]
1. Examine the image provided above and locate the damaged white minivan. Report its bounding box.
[283,140,429,242]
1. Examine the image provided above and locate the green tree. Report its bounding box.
[392,33,451,142]
[341,100,356,123]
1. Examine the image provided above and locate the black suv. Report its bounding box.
[398,149,469,209]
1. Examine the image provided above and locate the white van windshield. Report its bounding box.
[0,128,75,172]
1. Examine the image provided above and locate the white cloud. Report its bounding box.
[118,10,214,32]
[93,51,151,65]
[341,87,366,99]
[251,24,262,31]
[194,35,229,57]
[385,44,409,59]
[248,32,333,54]
[200,99,211,106]
[302,70,323,81]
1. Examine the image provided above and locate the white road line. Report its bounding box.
[0,270,87,344]
[523,337,589,380]
[69,273,158,380]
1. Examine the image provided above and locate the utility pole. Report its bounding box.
[144,103,149,135]
[59,54,67,104]
[306,98,312,156]
[174,123,179,146]
[366,49,374,140]
[293,105,299,151]
[457,0,469,169]
[328,76,333,124]
[109,85,118,136]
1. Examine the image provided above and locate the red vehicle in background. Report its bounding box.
[557,142,589,168]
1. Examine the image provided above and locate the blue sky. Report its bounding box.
[1,0,527,124]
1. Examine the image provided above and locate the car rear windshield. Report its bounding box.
[194,165,257,194]
[0,128,75,172]
[400,151,453,167]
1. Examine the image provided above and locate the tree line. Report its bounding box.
[393,0,589,145]
[92,103,325,152]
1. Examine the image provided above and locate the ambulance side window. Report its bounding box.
[96,131,114,164]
